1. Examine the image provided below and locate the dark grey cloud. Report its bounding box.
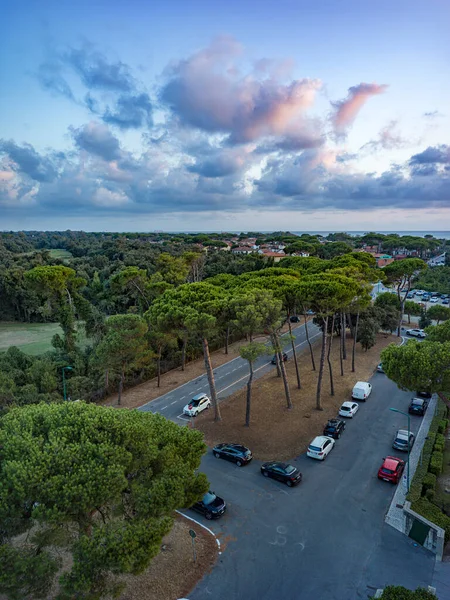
[0,140,58,182]
[409,145,450,165]
[66,46,135,93]
[37,62,74,100]
[103,93,153,129]
[71,122,122,161]
[187,150,246,178]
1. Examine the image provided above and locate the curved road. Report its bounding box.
[139,325,437,600]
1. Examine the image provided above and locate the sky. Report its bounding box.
[1,0,449,232]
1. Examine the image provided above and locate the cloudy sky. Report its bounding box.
[1,0,449,232]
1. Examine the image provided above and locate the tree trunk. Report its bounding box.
[397,280,411,337]
[315,316,328,411]
[287,314,301,389]
[271,334,281,377]
[202,337,221,421]
[273,333,292,409]
[181,333,187,371]
[105,369,109,388]
[245,361,254,427]
[408,313,411,324]
[347,312,355,339]
[339,314,344,376]
[327,314,335,396]
[224,326,230,355]
[341,312,347,359]
[118,372,124,406]
[352,312,359,373]
[303,309,316,371]
[157,345,162,388]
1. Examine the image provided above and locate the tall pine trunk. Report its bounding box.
[224,326,230,355]
[181,333,187,371]
[245,361,254,427]
[327,314,335,396]
[202,337,221,421]
[341,312,347,359]
[273,333,292,409]
[352,312,359,373]
[339,313,344,376]
[316,316,328,411]
[287,314,301,389]
[118,372,124,405]
[157,345,162,388]
[303,310,316,371]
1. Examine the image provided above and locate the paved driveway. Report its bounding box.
[185,371,435,600]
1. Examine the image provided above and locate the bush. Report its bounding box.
[380,585,438,599]
[422,472,437,493]
[411,498,450,542]
[437,419,448,434]
[429,451,444,476]
[425,488,435,501]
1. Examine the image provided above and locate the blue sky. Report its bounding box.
[1,0,449,231]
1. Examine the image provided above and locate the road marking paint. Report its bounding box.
[160,406,168,411]
[170,400,177,405]
[176,414,190,422]
[175,510,221,553]
[180,395,186,400]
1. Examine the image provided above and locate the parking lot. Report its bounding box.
[186,369,435,600]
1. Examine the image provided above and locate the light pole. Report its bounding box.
[389,407,411,492]
[62,366,73,401]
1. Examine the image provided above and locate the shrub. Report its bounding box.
[380,585,438,599]
[422,472,436,493]
[425,488,435,501]
[411,498,450,542]
[437,419,448,434]
[429,451,443,476]
[407,432,436,503]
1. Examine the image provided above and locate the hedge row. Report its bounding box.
[411,497,450,542]
[437,418,449,434]
[380,585,439,599]
[429,451,444,476]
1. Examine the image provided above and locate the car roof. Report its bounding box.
[396,430,410,439]
[341,401,355,407]
[354,381,369,386]
[384,456,402,469]
[263,461,290,469]
[310,436,330,445]
[411,397,424,404]
[192,393,208,400]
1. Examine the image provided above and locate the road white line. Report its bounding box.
[170,400,177,405]
[180,396,186,400]
[176,414,190,422]
[160,406,168,411]
[217,333,321,396]
[175,510,221,553]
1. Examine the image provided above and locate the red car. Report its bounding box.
[377,456,405,484]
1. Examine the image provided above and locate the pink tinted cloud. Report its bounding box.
[161,36,321,145]
[332,83,388,134]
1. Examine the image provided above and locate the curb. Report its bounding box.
[175,510,222,554]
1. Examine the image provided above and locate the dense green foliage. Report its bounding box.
[380,586,439,599]
[414,265,450,294]
[0,402,208,599]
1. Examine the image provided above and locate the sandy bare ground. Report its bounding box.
[195,333,397,460]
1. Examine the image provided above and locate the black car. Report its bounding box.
[213,443,252,466]
[290,315,300,323]
[409,397,428,416]
[191,491,226,520]
[323,418,346,439]
[261,462,302,487]
[271,352,288,364]
[416,390,432,399]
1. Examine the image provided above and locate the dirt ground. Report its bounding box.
[101,323,295,409]
[118,516,218,600]
[195,333,397,460]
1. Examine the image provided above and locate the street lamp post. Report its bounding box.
[62,366,73,401]
[389,407,411,492]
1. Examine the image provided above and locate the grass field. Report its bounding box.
[0,322,87,355]
[48,248,73,260]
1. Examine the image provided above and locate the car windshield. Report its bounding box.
[341,406,350,411]
[190,399,200,406]
[412,400,423,406]
[202,492,217,505]
[326,425,336,431]
[381,467,394,475]
[395,438,407,445]
[309,445,321,452]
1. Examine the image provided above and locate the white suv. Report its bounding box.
[406,329,426,338]
[183,393,211,416]
[307,436,335,461]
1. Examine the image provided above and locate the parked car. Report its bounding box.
[429,296,439,303]
[338,401,359,418]
[271,352,288,364]
[431,292,440,298]
[406,329,427,338]
[323,418,346,439]
[415,290,424,296]
[407,292,415,298]
[377,456,405,484]
[377,363,385,373]
[443,298,449,305]
[183,393,211,417]
[290,315,300,323]
[213,443,252,466]
[352,381,372,401]
[392,430,415,452]
[422,294,431,301]
[409,397,428,416]
[191,491,226,520]
[260,462,302,486]
[307,435,335,460]
[416,390,432,398]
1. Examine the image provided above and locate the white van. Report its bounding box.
[352,381,372,402]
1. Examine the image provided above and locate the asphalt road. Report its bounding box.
[184,370,435,600]
[139,321,321,422]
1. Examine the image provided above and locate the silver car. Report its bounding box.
[392,429,415,452]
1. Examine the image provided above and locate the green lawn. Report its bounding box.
[48,248,73,260]
[0,322,87,355]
